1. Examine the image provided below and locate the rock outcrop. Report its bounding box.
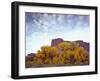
[51,38,89,53]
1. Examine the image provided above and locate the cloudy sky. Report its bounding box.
[25,12,90,55]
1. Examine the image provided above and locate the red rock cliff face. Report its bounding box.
[75,40,89,53]
[51,38,64,47]
[51,38,89,53]
[26,53,35,61]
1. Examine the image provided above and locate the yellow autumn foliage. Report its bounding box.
[26,41,89,67]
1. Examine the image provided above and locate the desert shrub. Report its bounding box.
[26,41,89,66]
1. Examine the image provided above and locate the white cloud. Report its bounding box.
[25,13,90,55]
